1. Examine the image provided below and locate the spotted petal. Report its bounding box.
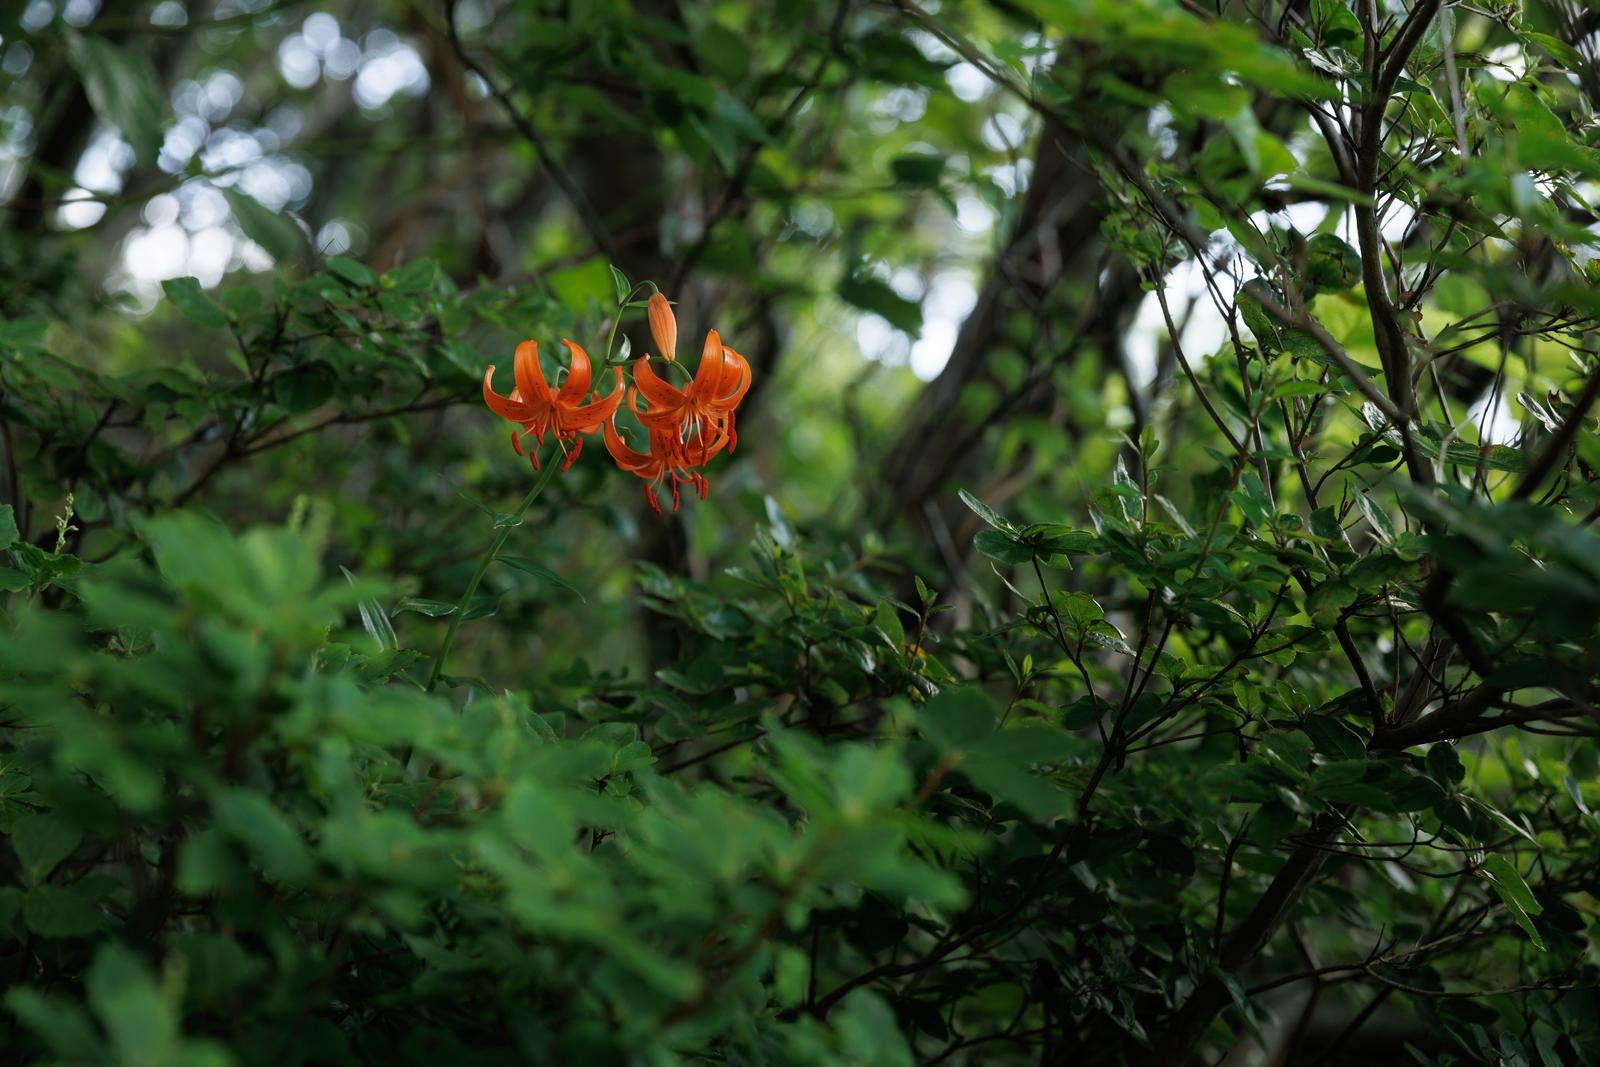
[557,340,593,406]
[512,340,551,407]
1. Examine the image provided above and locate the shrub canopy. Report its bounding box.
[1,0,1599,1064]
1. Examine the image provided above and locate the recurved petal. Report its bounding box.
[557,339,592,404]
[689,329,729,401]
[683,421,731,466]
[626,385,677,429]
[484,364,536,423]
[561,368,625,432]
[603,418,658,474]
[648,292,678,361]
[715,345,751,409]
[512,341,551,406]
[633,353,688,412]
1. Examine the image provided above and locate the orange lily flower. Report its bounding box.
[598,292,752,511]
[483,339,623,469]
[603,419,730,513]
[631,293,752,460]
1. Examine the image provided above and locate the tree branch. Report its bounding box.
[441,0,619,263]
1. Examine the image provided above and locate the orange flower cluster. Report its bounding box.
[482,291,751,512]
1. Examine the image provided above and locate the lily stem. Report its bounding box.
[425,445,561,692]
[602,280,656,364]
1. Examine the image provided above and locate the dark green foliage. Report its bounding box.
[3,0,1600,1064]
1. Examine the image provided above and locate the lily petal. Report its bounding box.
[633,354,688,412]
[689,329,728,401]
[484,364,538,423]
[716,345,752,408]
[557,340,592,405]
[561,368,625,432]
[512,340,550,406]
[603,419,656,473]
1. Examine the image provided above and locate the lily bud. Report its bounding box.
[648,292,678,363]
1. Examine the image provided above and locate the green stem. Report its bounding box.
[601,281,654,365]
[425,447,561,691]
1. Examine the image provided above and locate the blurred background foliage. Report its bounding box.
[2,0,1600,1063]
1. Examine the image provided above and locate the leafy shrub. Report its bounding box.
[3,0,1600,1064]
[4,313,1598,1062]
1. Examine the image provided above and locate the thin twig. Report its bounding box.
[440,0,618,263]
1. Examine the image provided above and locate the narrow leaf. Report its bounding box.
[340,566,396,651]
[497,556,586,601]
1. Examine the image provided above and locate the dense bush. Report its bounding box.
[3,0,1600,1064]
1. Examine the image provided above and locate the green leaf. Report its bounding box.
[920,688,995,750]
[709,90,767,144]
[1355,492,1396,543]
[272,364,336,413]
[833,744,913,817]
[890,153,945,187]
[1304,759,1383,808]
[873,601,906,648]
[394,596,459,617]
[1477,854,1545,949]
[1057,593,1103,628]
[9,542,82,591]
[695,22,750,84]
[974,528,1032,565]
[1248,802,1297,847]
[4,989,103,1061]
[837,273,921,333]
[1478,854,1542,915]
[211,789,314,885]
[919,690,1074,817]
[1303,716,1366,761]
[0,504,17,547]
[67,33,165,163]
[175,830,240,896]
[161,277,229,328]
[958,489,1015,533]
[833,991,915,1067]
[173,934,268,1009]
[497,556,586,601]
[608,264,633,304]
[1466,796,1539,845]
[1367,407,1528,473]
[224,188,302,263]
[86,943,179,1066]
[1306,579,1355,629]
[961,756,1071,819]
[9,814,82,886]
[1232,471,1273,527]
[340,566,396,651]
[23,885,105,938]
[1303,233,1361,292]
[1523,31,1586,71]
[1272,379,1326,399]
[1309,506,1343,540]
[326,256,375,288]
[386,256,439,291]
[1425,742,1465,785]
